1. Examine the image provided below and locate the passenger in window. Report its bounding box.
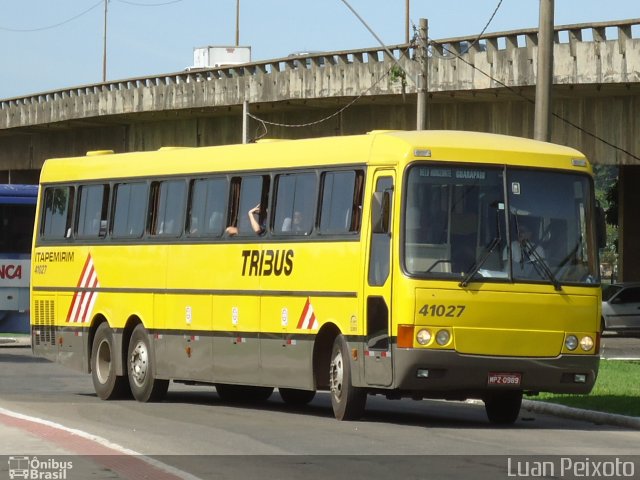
[209,212,223,233]
[248,204,266,235]
[224,205,265,236]
[89,210,102,236]
[189,217,199,234]
[158,218,175,235]
[503,224,545,274]
[283,210,305,233]
[292,210,305,232]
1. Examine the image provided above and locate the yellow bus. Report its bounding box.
[30,130,604,423]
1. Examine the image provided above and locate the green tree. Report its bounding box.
[593,165,618,279]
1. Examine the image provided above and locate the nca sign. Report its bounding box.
[0,259,30,287]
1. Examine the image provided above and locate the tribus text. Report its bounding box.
[241,249,294,276]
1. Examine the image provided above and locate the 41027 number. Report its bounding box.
[418,304,466,317]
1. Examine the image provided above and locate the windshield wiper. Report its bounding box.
[459,237,501,288]
[521,239,562,291]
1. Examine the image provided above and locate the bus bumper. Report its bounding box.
[392,348,599,397]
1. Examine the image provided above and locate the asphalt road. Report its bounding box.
[0,346,638,479]
[601,333,640,359]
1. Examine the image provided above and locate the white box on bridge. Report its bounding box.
[192,46,251,68]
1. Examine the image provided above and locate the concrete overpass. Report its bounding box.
[1,18,639,279]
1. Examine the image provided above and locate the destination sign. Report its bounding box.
[418,167,488,182]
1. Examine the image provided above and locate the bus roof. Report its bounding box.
[39,130,590,184]
[0,184,38,204]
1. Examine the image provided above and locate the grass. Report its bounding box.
[526,360,640,417]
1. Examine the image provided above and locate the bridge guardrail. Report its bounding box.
[1,18,638,110]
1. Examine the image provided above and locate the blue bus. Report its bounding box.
[0,185,37,334]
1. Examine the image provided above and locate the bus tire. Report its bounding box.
[249,386,274,402]
[91,322,130,400]
[279,388,316,406]
[484,391,522,425]
[216,384,274,402]
[127,324,169,402]
[330,334,366,420]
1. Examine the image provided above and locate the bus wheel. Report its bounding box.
[216,384,274,402]
[279,388,316,406]
[329,335,366,420]
[128,324,169,402]
[249,386,274,402]
[484,391,522,425]
[91,322,129,400]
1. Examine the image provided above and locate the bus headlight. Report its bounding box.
[565,335,578,351]
[579,336,594,351]
[416,329,431,345]
[435,329,450,346]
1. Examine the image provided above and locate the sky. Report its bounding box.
[0,0,638,99]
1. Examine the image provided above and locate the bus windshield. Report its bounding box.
[403,164,599,287]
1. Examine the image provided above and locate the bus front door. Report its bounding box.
[363,172,394,387]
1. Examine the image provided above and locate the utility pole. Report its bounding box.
[102,0,108,82]
[242,101,248,144]
[534,0,554,141]
[416,18,428,130]
[235,0,240,46]
[405,0,410,43]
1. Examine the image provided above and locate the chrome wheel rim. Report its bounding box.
[130,340,149,387]
[330,349,344,400]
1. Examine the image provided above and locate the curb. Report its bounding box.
[522,399,640,430]
[0,336,31,347]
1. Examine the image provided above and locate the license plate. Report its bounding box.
[487,372,522,386]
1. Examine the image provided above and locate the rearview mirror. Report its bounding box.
[371,191,390,234]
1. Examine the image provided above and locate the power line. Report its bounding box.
[249,0,500,134]
[0,0,184,33]
[246,63,396,134]
[339,0,416,86]
[339,0,398,62]
[426,0,504,60]
[115,0,183,6]
[248,0,409,132]
[0,0,104,32]
[431,38,640,162]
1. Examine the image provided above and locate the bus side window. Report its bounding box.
[41,186,75,240]
[233,175,270,236]
[368,176,393,286]
[187,177,228,237]
[319,170,364,235]
[76,184,109,239]
[112,182,148,238]
[149,180,187,237]
[273,172,316,235]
